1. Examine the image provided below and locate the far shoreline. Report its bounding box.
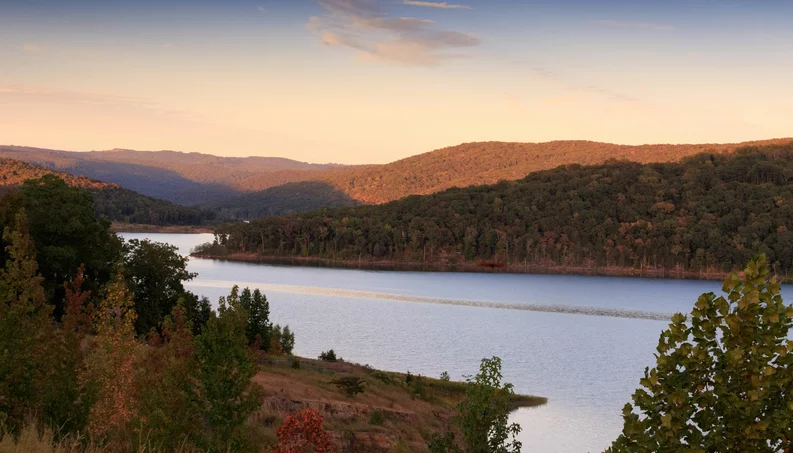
[111,222,214,234]
[190,251,763,283]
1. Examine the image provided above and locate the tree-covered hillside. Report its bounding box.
[212,142,793,277]
[0,159,212,225]
[200,181,359,220]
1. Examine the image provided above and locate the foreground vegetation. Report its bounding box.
[209,142,793,279]
[0,176,540,452]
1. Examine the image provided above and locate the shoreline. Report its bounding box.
[111,222,214,234]
[190,252,756,282]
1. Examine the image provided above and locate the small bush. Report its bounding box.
[440,371,450,381]
[372,370,393,384]
[319,349,338,362]
[369,410,385,426]
[291,357,301,369]
[332,376,365,397]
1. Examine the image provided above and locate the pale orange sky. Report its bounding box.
[1,0,792,164]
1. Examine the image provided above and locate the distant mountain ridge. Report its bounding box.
[0,157,212,225]
[2,139,791,219]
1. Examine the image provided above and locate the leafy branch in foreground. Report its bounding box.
[607,254,793,452]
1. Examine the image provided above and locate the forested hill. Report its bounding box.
[3,139,788,211]
[299,138,793,204]
[199,181,359,220]
[211,141,793,278]
[0,158,212,225]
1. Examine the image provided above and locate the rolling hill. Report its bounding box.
[2,139,791,218]
[199,181,359,220]
[210,141,793,279]
[0,158,212,225]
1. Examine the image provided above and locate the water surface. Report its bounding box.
[121,233,770,453]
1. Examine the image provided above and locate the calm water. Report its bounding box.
[120,233,780,453]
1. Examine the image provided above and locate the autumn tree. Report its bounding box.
[607,255,793,452]
[193,287,262,451]
[428,357,522,453]
[83,271,139,449]
[274,408,334,453]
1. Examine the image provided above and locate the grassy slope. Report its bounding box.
[250,356,546,452]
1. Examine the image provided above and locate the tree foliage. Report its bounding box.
[428,357,521,453]
[216,144,793,278]
[123,238,197,334]
[274,408,334,453]
[0,211,51,433]
[239,286,271,349]
[193,287,262,451]
[607,254,793,452]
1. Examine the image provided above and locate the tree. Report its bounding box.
[273,324,296,355]
[0,211,51,433]
[10,175,120,319]
[239,287,271,349]
[607,255,793,452]
[123,239,196,335]
[134,305,203,451]
[83,271,139,448]
[428,357,522,453]
[274,408,334,453]
[193,287,262,451]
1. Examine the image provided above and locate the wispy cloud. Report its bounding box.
[306,0,480,66]
[403,1,471,9]
[531,67,639,104]
[257,5,266,13]
[22,44,43,53]
[591,19,673,31]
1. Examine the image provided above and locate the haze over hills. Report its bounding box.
[0,157,212,225]
[0,146,342,205]
[1,139,791,219]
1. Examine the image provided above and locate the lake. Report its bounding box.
[121,232,766,452]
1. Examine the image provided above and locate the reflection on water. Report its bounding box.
[120,233,785,453]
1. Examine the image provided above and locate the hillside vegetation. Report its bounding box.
[209,141,793,279]
[0,158,212,225]
[3,139,788,212]
[199,181,359,220]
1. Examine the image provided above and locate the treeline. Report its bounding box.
[91,185,215,225]
[212,142,793,276]
[201,181,359,221]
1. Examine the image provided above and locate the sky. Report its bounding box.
[1,0,792,164]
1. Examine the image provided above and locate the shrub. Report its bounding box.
[372,370,393,385]
[332,376,365,397]
[440,371,450,381]
[319,349,338,362]
[369,410,385,426]
[274,408,333,453]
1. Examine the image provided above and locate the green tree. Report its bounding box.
[2,175,120,319]
[123,239,197,335]
[0,211,51,433]
[134,305,203,451]
[273,324,296,355]
[607,255,793,452]
[428,357,522,453]
[238,286,271,349]
[193,287,262,451]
